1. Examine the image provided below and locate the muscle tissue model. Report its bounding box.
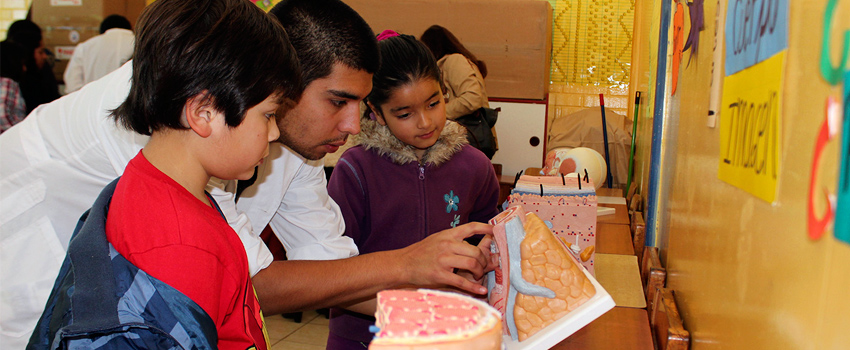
[368,289,502,350]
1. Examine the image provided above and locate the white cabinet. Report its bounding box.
[489,100,548,177]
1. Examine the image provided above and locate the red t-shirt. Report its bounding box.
[106,151,268,349]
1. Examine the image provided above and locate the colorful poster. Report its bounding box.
[836,70,850,244]
[719,51,784,203]
[724,0,789,76]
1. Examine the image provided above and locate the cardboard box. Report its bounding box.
[344,0,552,101]
[31,0,146,83]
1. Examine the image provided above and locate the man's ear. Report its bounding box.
[184,92,217,138]
[366,101,387,126]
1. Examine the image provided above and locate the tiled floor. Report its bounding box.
[266,310,330,350]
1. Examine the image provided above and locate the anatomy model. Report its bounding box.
[487,206,596,341]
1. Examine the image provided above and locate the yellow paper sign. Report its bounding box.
[719,51,784,203]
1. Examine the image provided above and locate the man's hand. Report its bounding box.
[456,234,498,283]
[397,222,496,295]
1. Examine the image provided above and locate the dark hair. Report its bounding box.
[5,20,42,72]
[269,0,379,89]
[420,25,487,78]
[100,14,132,34]
[366,34,441,114]
[111,0,300,136]
[0,41,27,82]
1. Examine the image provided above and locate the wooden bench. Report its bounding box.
[641,247,665,313]
[650,288,690,350]
[631,211,647,263]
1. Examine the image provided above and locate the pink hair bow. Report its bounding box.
[376,29,400,41]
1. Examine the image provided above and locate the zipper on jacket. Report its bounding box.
[418,163,427,236]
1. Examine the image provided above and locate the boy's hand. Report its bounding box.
[398,222,495,295]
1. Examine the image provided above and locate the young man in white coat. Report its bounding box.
[0,0,494,347]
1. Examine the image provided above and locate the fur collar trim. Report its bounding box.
[354,119,468,166]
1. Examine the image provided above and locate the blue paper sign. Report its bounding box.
[835,69,850,244]
[724,0,789,76]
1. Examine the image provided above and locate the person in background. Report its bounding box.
[326,31,500,350]
[420,24,490,120]
[4,19,59,113]
[63,14,134,93]
[420,24,497,157]
[0,40,28,133]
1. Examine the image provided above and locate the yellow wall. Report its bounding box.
[546,0,636,156]
[0,0,31,40]
[631,0,850,348]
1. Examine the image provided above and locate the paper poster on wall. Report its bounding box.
[718,51,784,203]
[724,0,789,76]
[708,0,727,127]
[835,70,850,244]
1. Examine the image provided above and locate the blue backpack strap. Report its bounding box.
[64,177,121,331]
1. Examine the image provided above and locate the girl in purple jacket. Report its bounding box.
[325,31,501,350]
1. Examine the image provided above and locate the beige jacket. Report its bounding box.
[437,53,490,119]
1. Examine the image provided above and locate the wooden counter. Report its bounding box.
[552,307,654,350]
[597,203,629,225]
[594,253,646,308]
[596,223,635,255]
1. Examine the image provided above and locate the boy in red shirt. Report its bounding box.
[105,0,300,348]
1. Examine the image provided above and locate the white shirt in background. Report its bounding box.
[62,28,135,93]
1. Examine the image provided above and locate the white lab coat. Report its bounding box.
[63,28,135,93]
[0,62,357,348]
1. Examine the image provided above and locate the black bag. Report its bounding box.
[455,107,500,159]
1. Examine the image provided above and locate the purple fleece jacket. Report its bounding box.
[326,120,500,347]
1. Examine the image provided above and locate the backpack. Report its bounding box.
[27,178,218,350]
[455,107,500,159]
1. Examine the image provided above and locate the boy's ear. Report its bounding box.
[366,101,387,126]
[184,92,217,138]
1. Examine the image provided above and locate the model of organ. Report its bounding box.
[508,174,598,275]
[487,206,596,341]
[369,289,502,350]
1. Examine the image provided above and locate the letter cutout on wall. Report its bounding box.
[807,100,838,240]
[810,0,849,242]
[835,70,850,244]
[683,0,706,67]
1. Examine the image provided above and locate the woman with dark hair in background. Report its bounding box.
[420,24,490,120]
[420,24,497,157]
[5,19,60,113]
[0,40,28,133]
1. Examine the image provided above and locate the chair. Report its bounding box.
[641,247,665,314]
[631,211,647,264]
[626,181,637,207]
[650,288,690,350]
[629,193,643,216]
